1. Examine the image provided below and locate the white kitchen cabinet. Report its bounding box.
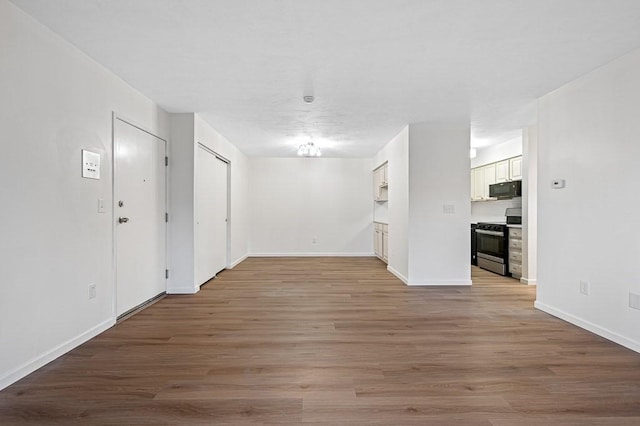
[508,227,523,279]
[470,168,476,201]
[373,222,388,264]
[382,224,388,262]
[373,163,388,202]
[471,163,495,201]
[495,160,510,183]
[483,163,496,195]
[510,156,522,181]
[471,155,524,201]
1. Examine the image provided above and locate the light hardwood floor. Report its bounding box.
[2,257,640,425]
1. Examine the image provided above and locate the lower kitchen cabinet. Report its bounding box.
[374,222,388,263]
[508,227,522,279]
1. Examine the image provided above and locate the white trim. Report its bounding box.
[387,265,408,284]
[167,286,199,295]
[520,277,537,285]
[229,254,248,269]
[0,318,115,391]
[535,301,640,354]
[248,252,375,257]
[407,280,472,286]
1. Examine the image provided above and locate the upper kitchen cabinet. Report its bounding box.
[510,156,523,181]
[470,155,522,201]
[496,160,510,183]
[471,163,495,201]
[373,162,388,202]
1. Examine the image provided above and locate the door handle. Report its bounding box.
[118,217,129,224]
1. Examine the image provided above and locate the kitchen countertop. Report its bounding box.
[507,224,522,228]
[374,221,388,225]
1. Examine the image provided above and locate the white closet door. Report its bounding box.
[195,145,228,285]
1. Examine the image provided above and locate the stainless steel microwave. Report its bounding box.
[489,181,522,199]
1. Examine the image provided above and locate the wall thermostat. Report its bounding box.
[551,179,565,189]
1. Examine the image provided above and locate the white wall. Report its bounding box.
[536,47,640,352]
[168,113,250,294]
[0,0,170,389]
[521,126,537,285]
[168,114,196,293]
[248,158,373,256]
[471,136,522,168]
[471,199,522,224]
[373,127,410,282]
[407,123,471,285]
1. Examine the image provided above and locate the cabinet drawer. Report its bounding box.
[509,251,522,263]
[509,238,522,250]
[509,228,522,239]
[509,262,522,275]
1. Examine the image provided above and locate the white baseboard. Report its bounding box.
[534,301,640,354]
[407,279,472,286]
[387,265,408,284]
[0,318,115,391]
[248,252,375,257]
[228,254,248,269]
[167,285,199,294]
[520,277,537,285]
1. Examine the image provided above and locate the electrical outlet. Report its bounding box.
[579,280,590,296]
[629,292,640,310]
[88,283,96,299]
[443,204,455,214]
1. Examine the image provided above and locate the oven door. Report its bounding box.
[475,229,506,263]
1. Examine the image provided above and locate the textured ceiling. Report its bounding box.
[10,0,640,157]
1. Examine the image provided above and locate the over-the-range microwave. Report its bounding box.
[489,181,522,199]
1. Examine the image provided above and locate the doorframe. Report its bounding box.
[196,142,231,272]
[111,112,169,319]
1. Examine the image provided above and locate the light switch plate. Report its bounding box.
[443,204,455,214]
[82,150,101,179]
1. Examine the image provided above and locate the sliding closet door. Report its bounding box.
[195,144,228,285]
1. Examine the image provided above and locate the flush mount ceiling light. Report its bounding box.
[303,95,314,103]
[297,141,321,157]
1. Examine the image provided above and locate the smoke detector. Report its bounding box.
[303,95,315,103]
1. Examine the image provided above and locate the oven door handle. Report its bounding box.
[475,230,504,237]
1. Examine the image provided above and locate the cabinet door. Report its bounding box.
[373,168,381,200]
[470,168,475,201]
[374,228,380,256]
[510,156,523,180]
[495,160,509,183]
[473,167,484,200]
[377,230,384,258]
[382,164,388,185]
[382,230,389,262]
[483,164,496,199]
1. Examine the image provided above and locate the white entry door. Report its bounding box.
[114,117,166,317]
[195,144,228,285]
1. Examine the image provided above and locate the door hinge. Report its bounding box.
[165,269,169,279]
[165,212,169,223]
[165,156,169,166]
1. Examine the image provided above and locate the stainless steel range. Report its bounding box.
[475,222,508,275]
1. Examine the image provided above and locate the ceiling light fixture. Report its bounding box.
[297,141,321,157]
[303,95,314,103]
